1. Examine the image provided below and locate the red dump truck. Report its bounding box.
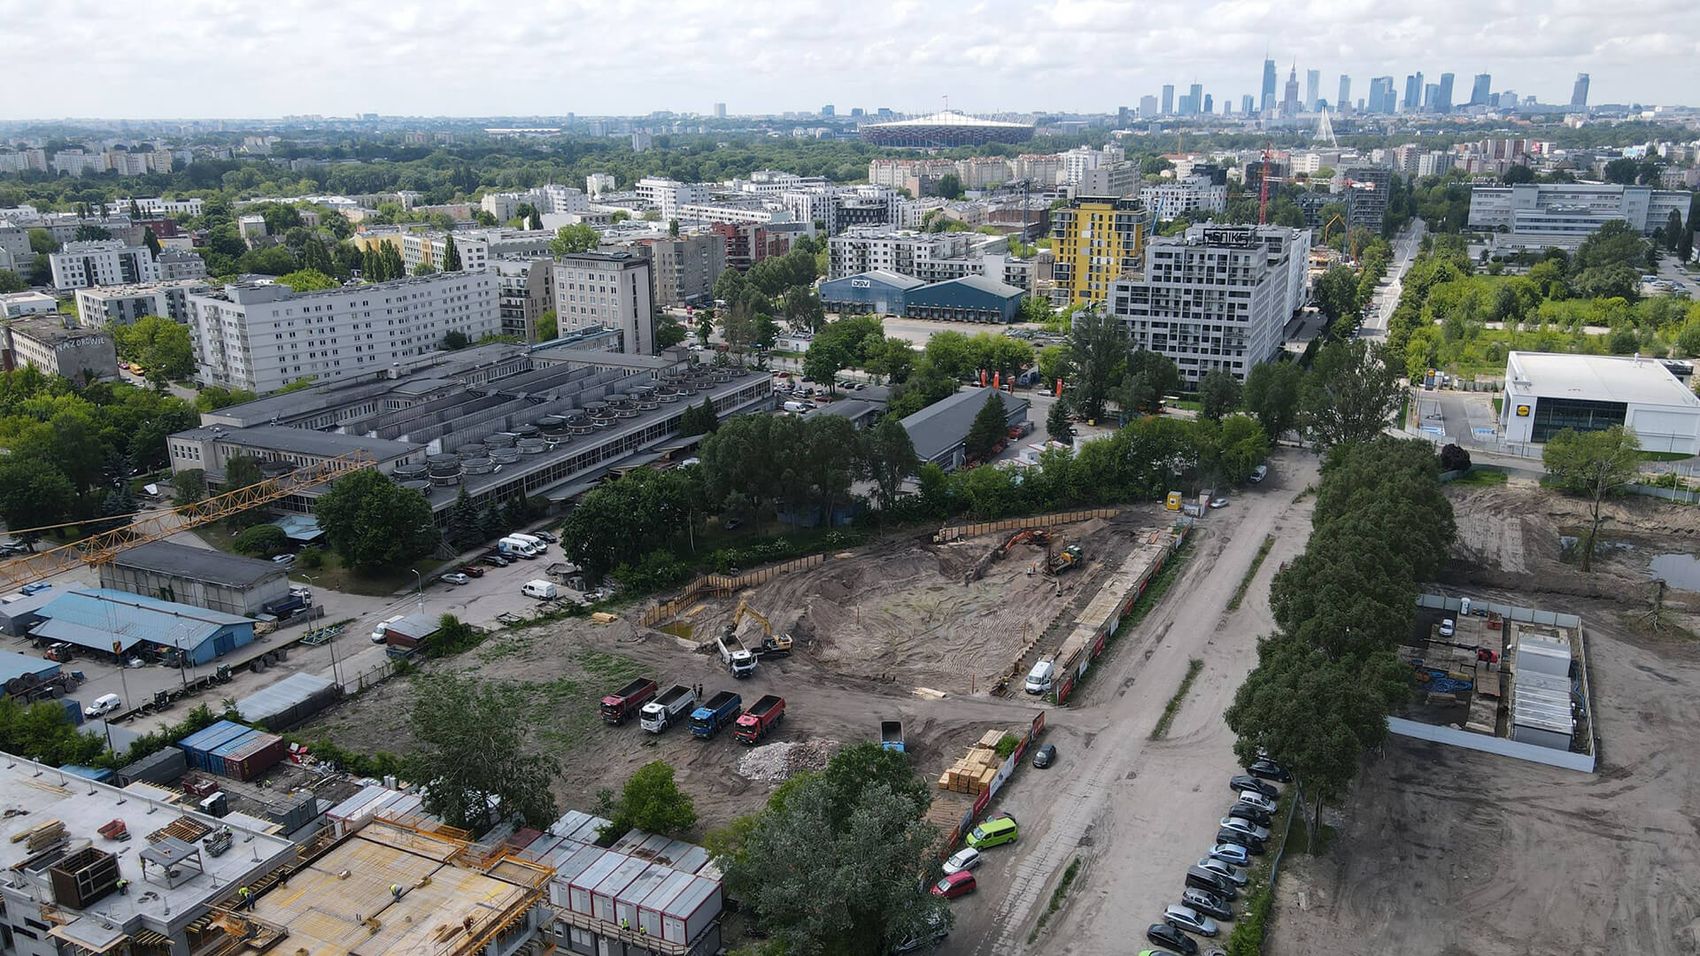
[600,678,659,725]
[733,694,785,745]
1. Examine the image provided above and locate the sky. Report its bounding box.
[3,0,1699,119]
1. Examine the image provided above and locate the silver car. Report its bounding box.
[1196,857,1249,886]
[1163,903,1220,937]
[1219,817,1271,841]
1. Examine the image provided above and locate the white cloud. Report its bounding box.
[0,0,1694,117]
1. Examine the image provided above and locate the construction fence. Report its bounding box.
[638,554,827,627]
[1052,525,1188,704]
[936,710,1048,855]
[933,507,1121,544]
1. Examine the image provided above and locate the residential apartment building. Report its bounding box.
[1110,224,1311,384]
[1468,183,1691,251]
[493,257,556,341]
[48,240,159,290]
[1048,196,1148,308]
[1341,165,1392,235]
[397,229,555,273]
[156,247,209,280]
[1075,162,1138,198]
[127,196,204,217]
[1138,175,1229,221]
[635,177,711,219]
[551,252,655,354]
[709,220,812,271]
[188,272,501,393]
[1,314,119,381]
[828,228,978,281]
[1059,145,1124,186]
[1012,153,1064,184]
[75,278,211,326]
[635,233,726,308]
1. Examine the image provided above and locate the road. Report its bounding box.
[942,449,1321,955]
[1359,220,1426,340]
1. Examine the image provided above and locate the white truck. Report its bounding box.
[640,684,698,733]
[498,536,539,559]
[716,634,758,678]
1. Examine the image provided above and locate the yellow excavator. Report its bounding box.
[726,596,793,656]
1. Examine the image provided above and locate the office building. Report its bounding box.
[1501,352,1700,454]
[552,251,655,354]
[188,272,500,393]
[48,240,159,290]
[1337,75,1352,114]
[1077,162,1138,198]
[1188,83,1204,115]
[1403,72,1424,111]
[1202,93,1213,115]
[1468,183,1690,251]
[74,278,210,326]
[493,257,556,341]
[635,177,711,220]
[1261,58,1277,114]
[1305,69,1320,111]
[1241,94,1256,115]
[1138,175,1229,221]
[1140,94,1159,117]
[1369,76,1396,114]
[1162,84,1175,115]
[1571,73,1590,108]
[1109,224,1310,384]
[1423,83,1440,111]
[1048,196,1148,308]
[714,102,727,118]
[1342,165,1393,235]
[1436,73,1456,112]
[1470,73,1493,107]
[1281,66,1300,117]
[1,314,119,381]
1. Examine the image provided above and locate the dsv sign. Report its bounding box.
[850,279,872,288]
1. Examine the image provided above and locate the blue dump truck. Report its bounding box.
[690,691,743,739]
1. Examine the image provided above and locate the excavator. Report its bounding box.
[725,595,793,656]
[1045,544,1084,576]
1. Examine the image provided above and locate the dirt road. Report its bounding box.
[943,450,1321,955]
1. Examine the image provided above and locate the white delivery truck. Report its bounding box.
[522,580,558,600]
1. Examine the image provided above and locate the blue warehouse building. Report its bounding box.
[29,588,257,666]
[818,270,922,315]
[819,271,1026,324]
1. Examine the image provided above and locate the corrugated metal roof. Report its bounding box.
[0,649,60,685]
[29,588,251,654]
[113,541,284,588]
[900,388,1030,462]
[236,672,338,725]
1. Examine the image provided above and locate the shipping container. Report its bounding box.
[591,855,650,924]
[236,672,341,730]
[222,732,287,781]
[117,745,186,787]
[207,728,261,775]
[637,869,698,938]
[325,784,398,838]
[546,845,608,909]
[613,863,673,931]
[660,874,722,945]
[568,852,625,916]
[178,720,253,771]
[518,833,564,863]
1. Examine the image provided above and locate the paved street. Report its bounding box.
[1359,220,1426,340]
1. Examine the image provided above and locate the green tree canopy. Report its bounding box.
[550,223,601,256]
[313,469,439,570]
[1300,340,1403,448]
[599,761,698,837]
[1198,369,1242,422]
[1542,425,1641,571]
[408,674,560,832]
[963,392,1009,462]
[111,316,194,383]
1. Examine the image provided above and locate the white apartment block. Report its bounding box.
[1138,175,1230,221]
[1110,224,1311,384]
[827,227,1012,283]
[75,279,211,326]
[635,178,711,220]
[1468,183,1690,250]
[0,149,48,173]
[127,197,204,217]
[157,247,209,280]
[586,173,617,199]
[481,184,590,220]
[1060,145,1126,186]
[188,272,500,393]
[48,240,159,290]
[551,252,655,355]
[1012,154,1064,184]
[956,156,1011,189]
[675,201,790,225]
[493,258,555,342]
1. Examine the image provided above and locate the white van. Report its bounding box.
[498,536,538,559]
[782,400,811,414]
[84,693,122,719]
[1024,660,1056,695]
[370,614,404,643]
[508,532,547,553]
[522,580,558,600]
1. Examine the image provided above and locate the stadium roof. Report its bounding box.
[1506,352,1700,409]
[864,110,1032,129]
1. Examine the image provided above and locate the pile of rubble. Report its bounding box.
[736,738,839,782]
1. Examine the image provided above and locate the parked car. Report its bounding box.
[931,870,976,899]
[1229,775,1279,799]
[1209,497,1228,509]
[1227,802,1272,826]
[441,572,470,586]
[532,530,558,544]
[1215,828,1265,854]
[270,553,295,566]
[459,565,485,578]
[1206,843,1250,867]
[1195,857,1249,886]
[1247,759,1291,783]
[1236,790,1278,814]
[482,553,510,567]
[1163,903,1219,937]
[1145,923,1198,956]
[1031,743,1057,769]
[942,847,982,875]
[84,693,123,718]
[19,582,51,596]
[1439,618,1456,637]
[1186,865,1239,901]
[1181,887,1234,921]
[1249,464,1268,483]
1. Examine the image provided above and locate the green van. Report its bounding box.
[964,816,1019,849]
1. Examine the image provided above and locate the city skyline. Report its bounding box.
[2,0,1696,119]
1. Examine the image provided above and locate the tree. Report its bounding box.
[442,330,471,350]
[224,454,264,492]
[1543,426,1641,572]
[964,393,1008,463]
[412,262,438,277]
[1502,164,1535,185]
[27,229,59,255]
[172,468,207,506]
[1064,309,1127,421]
[0,270,24,294]
[1046,399,1075,445]
[314,469,439,571]
[195,386,257,412]
[0,459,74,535]
[74,225,112,242]
[656,314,687,349]
[141,227,162,257]
[408,674,560,832]
[1603,158,1641,185]
[441,235,462,271]
[550,223,601,256]
[1242,360,1311,441]
[446,488,481,550]
[1300,340,1403,448]
[528,207,544,231]
[802,338,852,392]
[111,315,194,383]
[1439,443,1472,473]
[232,523,288,557]
[534,309,557,343]
[861,418,919,514]
[1314,265,1362,326]
[276,269,338,292]
[678,397,718,437]
[936,173,964,200]
[1197,369,1242,422]
[600,761,697,837]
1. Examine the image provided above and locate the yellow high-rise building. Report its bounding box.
[1048,196,1148,309]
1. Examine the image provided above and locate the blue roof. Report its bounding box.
[271,514,324,542]
[28,588,253,654]
[0,649,60,685]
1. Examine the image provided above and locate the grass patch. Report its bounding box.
[1124,541,1192,630]
[527,651,643,754]
[1226,535,1275,612]
[1639,450,1693,462]
[1149,658,1204,740]
[1288,810,1337,856]
[1167,398,1203,412]
[1027,857,1083,943]
[1447,467,1509,486]
[1492,395,1503,417]
[1398,391,1411,428]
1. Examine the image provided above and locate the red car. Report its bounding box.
[460,565,486,578]
[931,870,976,899]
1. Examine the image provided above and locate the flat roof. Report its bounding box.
[822,270,926,291]
[112,540,286,589]
[177,424,420,462]
[529,348,673,370]
[1506,352,1700,409]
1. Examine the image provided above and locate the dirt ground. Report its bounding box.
[1269,480,1700,956]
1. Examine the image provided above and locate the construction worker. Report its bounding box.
[390,883,402,901]
[237,886,252,910]
[115,878,129,895]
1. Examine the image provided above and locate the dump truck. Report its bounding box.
[717,634,758,678]
[640,685,697,734]
[1046,544,1084,575]
[690,691,743,739]
[734,695,785,745]
[599,677,659,725]
[880,720,905,753]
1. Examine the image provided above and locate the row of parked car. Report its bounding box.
[1142,759,1292,956]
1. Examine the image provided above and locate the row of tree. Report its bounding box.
[1226,437,1456,833]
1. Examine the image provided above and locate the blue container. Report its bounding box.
[178,720,253,773]
[207,729,261,775]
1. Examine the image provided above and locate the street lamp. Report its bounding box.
[411,569,423,614]
[302,573,341,688]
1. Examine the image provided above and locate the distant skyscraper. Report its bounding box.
[1436,73,1455,112]
[821,104,835,117]
[1469,73,1492,107]
[1282,65,1300,117]
[1305,70,1320,111]
[1571,73,1590,108]
[1402,72,1424,111]
[1499,89,1517,109]
[1369,76,1395,114]
[1422,83,1439,111]
[1162,84,1175,115]
[714,102,727,118]
[1337,75,1351,115]
[1261,58,1278,115]
[1203,93,1213,115]
[1140,94,1159,117]
[1239,94,1253,116]
[1189,83,1203,115]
